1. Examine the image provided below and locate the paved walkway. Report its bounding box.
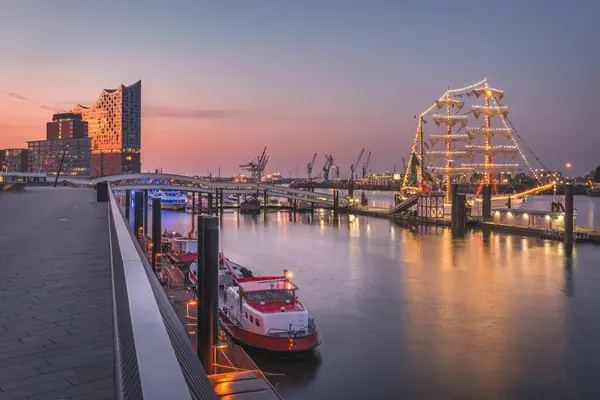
[0,187,114,400]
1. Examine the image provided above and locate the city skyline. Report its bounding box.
[0,1,597,176]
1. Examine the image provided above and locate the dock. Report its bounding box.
[0,187,114,399]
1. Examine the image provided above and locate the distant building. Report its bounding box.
[27,138,90,177]
[70,81,141,177]
[46,113,88,140]
[1,149,29,172]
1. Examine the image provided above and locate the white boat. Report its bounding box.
[149,190,187,211]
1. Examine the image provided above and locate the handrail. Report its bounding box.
[108,185,216,399]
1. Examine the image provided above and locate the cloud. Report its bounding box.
[40,104,63,112]
[2,91,31,102]
[143,105,239,120]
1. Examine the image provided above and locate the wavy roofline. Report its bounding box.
[73,80,141,110]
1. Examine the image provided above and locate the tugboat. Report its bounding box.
[165,232,198,267]
[218,254,321,354]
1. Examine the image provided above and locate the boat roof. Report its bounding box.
[237,277,298,292]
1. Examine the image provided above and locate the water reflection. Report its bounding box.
[150,207,599,399]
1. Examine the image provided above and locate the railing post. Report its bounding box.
[134,191,144,239]
[198,216,218,375]
[152,197,162,271]
[125,190,131,221]
[564,184,574,255]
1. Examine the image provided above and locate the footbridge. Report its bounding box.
[89,173,343,208]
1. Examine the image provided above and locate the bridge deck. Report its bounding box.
[0,187,114,400]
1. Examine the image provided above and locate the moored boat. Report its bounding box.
[149,190,187,211]
[218,254,320,354]
[166,233,198,267]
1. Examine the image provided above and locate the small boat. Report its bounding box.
[240,198,261,214]
[149,190,187,211]
[218,254,320,354]
[588,184,600,197]
[166,233,198,267]
[188,259,236,287]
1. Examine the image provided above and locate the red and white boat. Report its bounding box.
[165,233,198,267]
[218,254,321,354]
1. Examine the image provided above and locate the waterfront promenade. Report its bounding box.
[0,187,114,399]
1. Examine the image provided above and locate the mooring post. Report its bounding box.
[196,215,205,364]
[451,184,466,236]
[198,193,203,213]
[507,196,512,209]
[219,189,224,214]
[293,198,297,211]
[134,191,144,239]
[96,182,108,202]
[198,216,218,375]
[564,184,574,255]
[125,190,131,221]
[348,181,354,199]
[215,189,219,213]
[333,190,339,213]
[263,190,268,211]
[143,190,149,236]
[151,197,162,271]
[482,184,492,220]
[191,192,196,232]
[208,193,213,214]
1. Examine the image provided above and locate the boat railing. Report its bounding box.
[107,184,218,399]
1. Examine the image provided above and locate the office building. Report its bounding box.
[27,138,90,177]
[1,149,29,172]
[46,113,88,140]
[70,81,141,176]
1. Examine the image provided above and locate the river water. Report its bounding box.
[153,195,600,399]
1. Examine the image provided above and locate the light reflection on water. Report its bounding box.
[150,201,600,399]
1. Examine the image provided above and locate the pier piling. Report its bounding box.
[208,193,213,214]
[151,197,161,271]
[96,182,108,202]
[191,193,196,232]
[125,190,131,221]
[482,184,491,220]
[451,184,466,236]
[219,189,224,214]
[263,190,268,211]
[198,216,218,375]
[134,191,144,238]
[565,184,574,255]
[143,190,148,235]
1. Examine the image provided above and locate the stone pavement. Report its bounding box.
[0,187,114,400]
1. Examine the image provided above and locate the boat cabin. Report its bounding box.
[223,278,309,337]
[171,238,198,254]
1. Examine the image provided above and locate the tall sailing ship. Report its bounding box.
[400,79,555,213]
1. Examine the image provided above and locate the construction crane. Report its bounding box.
[322,155,334,181]
[349,148,365,182]
[307,153,317,180]
[239,147,269,181]
[362,151,371,179]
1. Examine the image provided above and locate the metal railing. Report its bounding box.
[108,185,218,400]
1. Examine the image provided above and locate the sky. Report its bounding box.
[0,0,598,176]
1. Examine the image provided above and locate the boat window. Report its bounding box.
[255,318,260,327]
[245,312,248,319]
[250,315,254,323]
[248,290,295,303]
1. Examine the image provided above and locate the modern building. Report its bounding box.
[27,138,91,177]
[1,149,29,172]
[70,81,141,177]
[46,113,88,140]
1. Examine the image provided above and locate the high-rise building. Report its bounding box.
[27,138,91,177]
[1,149,29,172]
[70,81,141,177]
[46,113,88,140]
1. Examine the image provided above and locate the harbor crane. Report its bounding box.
[349,148,365,182]
[239,146,269,181]
[362,151,371,179]
[307,153,317,180]
[322,155,334,181]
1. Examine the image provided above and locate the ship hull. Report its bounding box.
[219,310,320,354]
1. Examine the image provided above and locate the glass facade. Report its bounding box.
[27,138,91,177]
[70,81,141,176]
